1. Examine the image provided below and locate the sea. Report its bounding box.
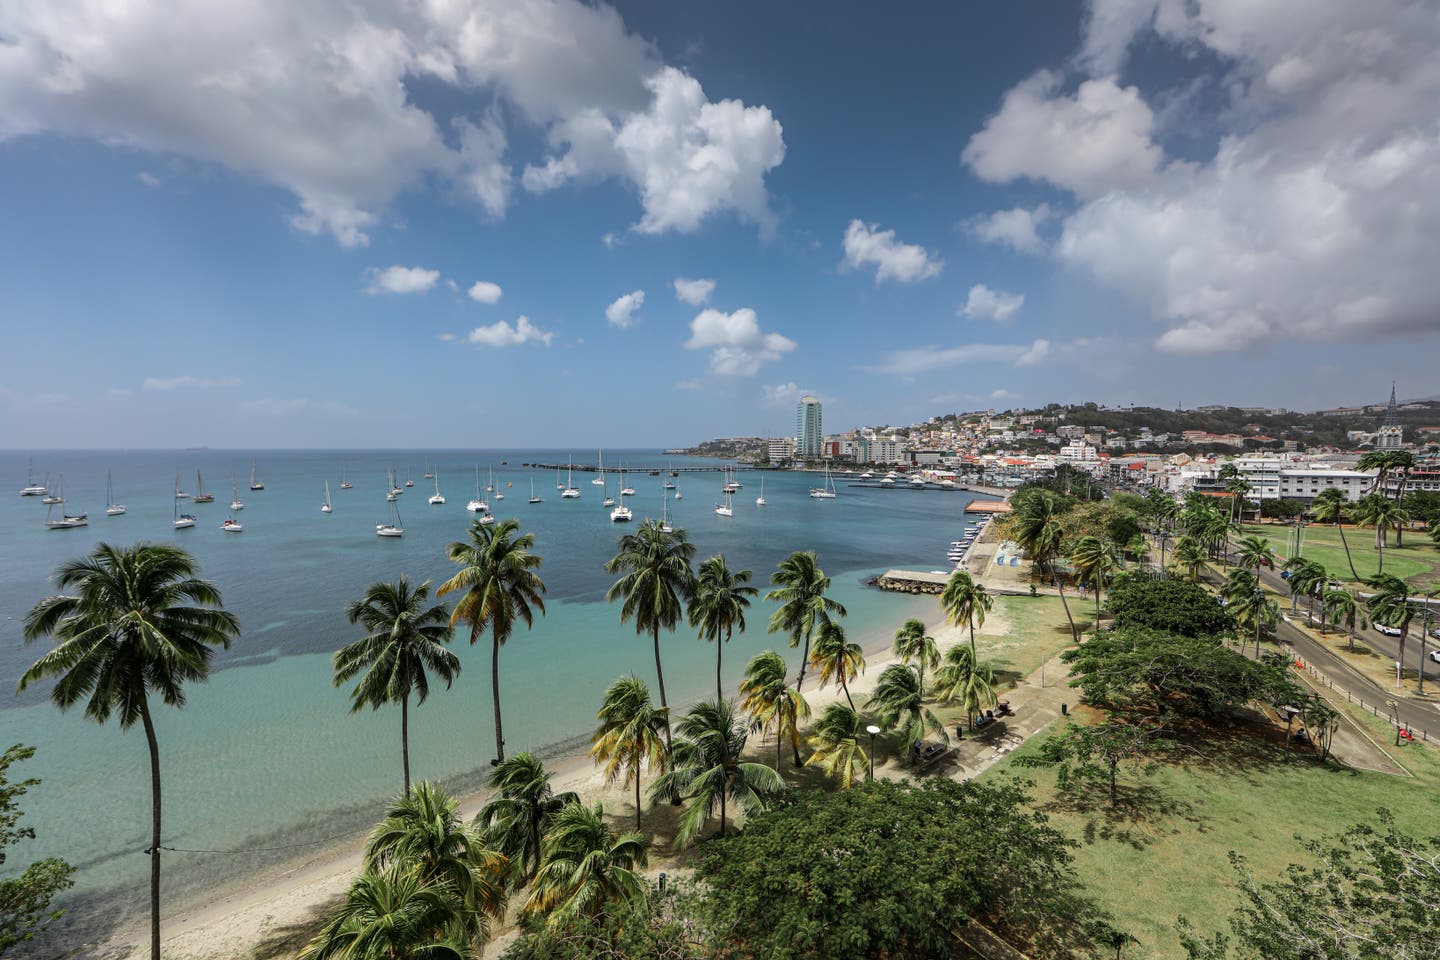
[0,449,976,943]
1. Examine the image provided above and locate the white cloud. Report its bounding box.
[33,392,70,404]
[240,397,358,416]
[673,378,702,391]
[464,315,554,348]
[959,284,1025,323]
[365,265,440,295]
[761,382,802,407]
[437,332,457,342]
[673,277,716,306]
[864,339,1051,376]
[684,307,796,376]
[1015,338,1053,367]
[601,232,621,249]
[142,375,242,391]
[990,388,1020,401]
[605,289,645,328]
[968,204,1052,253]
[467,281,504,304]
[456,112,513,218]
[963,71,1161,197]
[842,220,943,284]
[106,387,133,399]
[136,172,161,188]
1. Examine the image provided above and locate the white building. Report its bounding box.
[766,437,795,463]
[1059,439,1097,462]
[1277,469,1376,502]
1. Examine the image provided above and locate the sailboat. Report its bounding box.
[174,472,190,500]
[249,458,264,491]
[592,449,606,486]
[41,473,63,504]
[389,468,403,498]
[714,488,734,518]
[340,465,352,490]
[193,469,215,503]
[494,468,505,500]
[467,466,487,513]
[722,466,740,494]
[423,461,433,480]
[221,515,243,532]
[405,466,415,488]
[528,477,543,504]
[106,471,126,516]
[486,466,496,493]
[755,475,767,507]
[809,462,837,499]
[377,499,403,537]
[321,480,333,514]
[173,487,196,529]
[602,469,616,508]
[620,465,636,497]
[659,485,672,533]
[428,470,446,505]
[610,498,633,522]
[19,458,46,496]
[230,476,245,511]
[561,458,581,498]
[674,485,683,500]
[44,475,88,528]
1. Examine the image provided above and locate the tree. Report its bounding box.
[1311,488,1360,580]
[808,621,864,709]
[737,651,810,769]
[590,677,668,831]
[335,577,460,793]
[1281,558,1327,625]
[765,552,846,694]
[1235,535,1277,575]
[523,802,649,935]
[1354,493,1409,566]
[476,753,579,890]
[301,868,469,960]
[940,569,992,658]
[1298,695,1340,763]
[364,782,507,947]
[20,542,239,960]
[1173,536,1209,583]
[931,643,975,703]
[1069,534,1121,620]
[0,745,74,956]
[1106,578,1236,637]
[439,518,546,764]
[604,521,696,747]
[891,618,939,694]
[868,664,947,755]
[947,658,999,731]
[1017,718,1169,805]
[1364,574,1415,671]
[805,704,871,789]
[1008,488,1069,574]
[688,555,757,703]
[650,700,784,845]
[1323,589,1365,653]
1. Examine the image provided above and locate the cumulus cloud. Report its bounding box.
[684,307,796,376]
[142,376,242,391]
[968,204,1052,253]
[673,277,716,306]
[365,266,440,295]
[605,289,645,328]
[761,382,802,407]
[464,315,554,348]
[468,281,503,304]
[990,388,1020,401]
[136,172,161,188]
[959,284,1025,323]
[863,339,1051,376]
[842,220,943,284]
[1015,338,1052,366]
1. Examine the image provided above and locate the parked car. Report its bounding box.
[1429,649,1440,664]
[1375,623,1403,637]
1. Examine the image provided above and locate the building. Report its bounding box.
[795,395,823,460]
[766,437,795,463]
[1376,382,1404,450]
[1059,439,1097,462]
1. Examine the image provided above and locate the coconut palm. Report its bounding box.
[1311,488,1360,580]
[806,704,870,789]
[809,621,865,709]
[1235,534,1277,575]
[589,676,668,831]
[1355,494,1409,565]
[1068,534,1119,619]
[20,542,239,960]
[950,661,998,732]
[1173,536,1209,583]
[689,555,757,702]
[738,650,810,769]
[892,618,940,693]
[1323,589,1364,653]
[364,782,507,945]
[301,868,470,960]
[438,518,546,764]
[335,577,460,793]
[1281,558,1326,625]
[604,521,696,747]
[522,801,649,933]
[765,551,847,694]
[930,644,975,703]
[1364,574,1415,669]
[476,752,579,890]
[1008,489,1067,574]
[650,699,784,845]
[940,569,992,658]
[868,663,947,757]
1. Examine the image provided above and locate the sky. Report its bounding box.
[1,0,1438,448]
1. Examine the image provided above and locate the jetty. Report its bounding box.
[869,570,951,595]
[522,462,758,474]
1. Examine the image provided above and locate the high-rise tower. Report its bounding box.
[796,395,823,460]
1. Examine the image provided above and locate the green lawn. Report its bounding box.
[973,595,1091,687]
[1240,522,1440,586]
[983,706,1440,958]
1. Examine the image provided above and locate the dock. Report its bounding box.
[964,500,1012,513]
[522,462,757,474]
[869,569,951,595]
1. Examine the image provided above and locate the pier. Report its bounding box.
[869,570,951,594]
[522,462,758,474]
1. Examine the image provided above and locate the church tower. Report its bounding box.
[1376,382,1404,450]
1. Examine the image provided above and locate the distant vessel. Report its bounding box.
[428,470,446,505]
[377,499,403,537]
[423,461,433,480]
[174,472,190,500]
[809,463,837,500]
[592,449,606,486]
[610,501,633,522]
[602,470,616,508]
[19,459,46,497]
[561,459,580,499]
[221,517,243,533]
[405,466,415,488]
[755,475,767,507]
[230,477,245,511]
[674,486,683,500]
[556,466,564,491]
[389,468,403,498]
[44,476,87,528]
[339,465,352,490]
[715,489,734,518]
[528,477,542,504]
[41,473,63,504]
[106,471,126,516]
[321,480,333,514]
[659,485,672,533]
[467,466,488,513]
[193,470,215,503]
[249,459,264,491]
[173,491,196,530]
[620,466,636,497]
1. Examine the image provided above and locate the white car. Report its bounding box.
[1429,649,1440,664]
[1375,623,1402,637]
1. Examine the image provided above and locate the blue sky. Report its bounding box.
[2,0,1437,448]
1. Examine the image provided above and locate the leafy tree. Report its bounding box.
[301,867,469,960]
[868,664,947,755]
[808,621,864,709]
[940,569,992,658]
[1017,718,1169,805]
[439,518,546,763]
[590,677,668,831]
[0,745,74,956]
[523,802,648,935]
[950,660,999,732]
[737,651,809,769]
[476,753,579,890]
[1297,694,1340,763]
[805,704,871,789]
[605,520,696,748]
[1107,578,1236,637]
[764,552,846,694]
[688,555,757,703]
[1281,557,1327,624]
[891,618,939,693]
[335,576,460,793]
[20,542,239,960]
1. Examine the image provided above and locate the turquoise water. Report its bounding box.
[0,450,971,939]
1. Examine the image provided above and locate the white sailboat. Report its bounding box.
[230,476,245,511]
[389,468,403,498]
[405,466,415,488]
[620,465,635,497]
[714,489,733,517]
[428,470,446,505]
[561,458,581,498]
[491,466,504,500]
[423,461,433,480]
[486,466,496,493]
[528,477,542,504]
[44,476,88,528]
[674,485,683,500]
[249,458,264,491]
[467,466,488,513]
[106,471,127,516]
[321,480,333,514]
[592,449,606,485]
[20,458,46,497]
[174,472,189,500]
[173,487,196,529]
[221,515,243,532]
[556,466,564,491]
[377,499,403,537]
[659,485,672,533]
[602,470,616,508]
[755,475,766,507]
[340,465,352,490]
[809,462,837,499]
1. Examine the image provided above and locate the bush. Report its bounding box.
[1108,578,1236,638]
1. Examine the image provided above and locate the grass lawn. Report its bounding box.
[983,706,1440,958]
[971,595,1092,687]
[1240,521,1440,586]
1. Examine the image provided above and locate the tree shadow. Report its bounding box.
[246,891,347,960]
[1046,782,1199,851]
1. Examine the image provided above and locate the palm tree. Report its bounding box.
[806,704,870,789]
[1355,494,1409,566]
[1281,558,1326,625]
[1235,534,1276,575]
[930,644,975,703]
[940,570,992,658]
[438,518,546,764]
[476,752,578,890]
[892,618,939,693]
[650,699,784,845]
[1364,574,1415,669]
[589,676,668,831]
[689,555,757,702]
[523,802,648,933]
[738,650,810,769]
[868,664,947,757]
[21,542,239,960]
[765,551,847,693]
[301,868,469,960]
[1009,489,1067,574]
[1323,589,1364,652]
[951,661,998,732]
[364,782,507,946]
[604,520,695,747]
[809,621,865,709]
[1068,535,1119,619]
[1311,488,1360,580]
[1173,536,1208,583]
[335,577,460,793]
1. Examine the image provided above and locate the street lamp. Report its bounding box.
[865,724,881,781]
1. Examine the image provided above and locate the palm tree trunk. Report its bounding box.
[791,728,803,768]
[634,747,643,832]
[841,675,855,711]
[492,633,505,763]
[401,691,410,794]
[653,625,671,750]
[1058,583,1080,644]
[1336,522,1360,580]
[968,618,976,659]
[716,627,728,703]
[719,789,726,838]
[1347,620,1355,652]
[795,628,812,693]
[139,698,162,960]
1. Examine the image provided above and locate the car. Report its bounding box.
[1375,623,1402,637]
[1430,649,1440,664]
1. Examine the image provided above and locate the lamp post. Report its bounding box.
[865,724,881,781]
